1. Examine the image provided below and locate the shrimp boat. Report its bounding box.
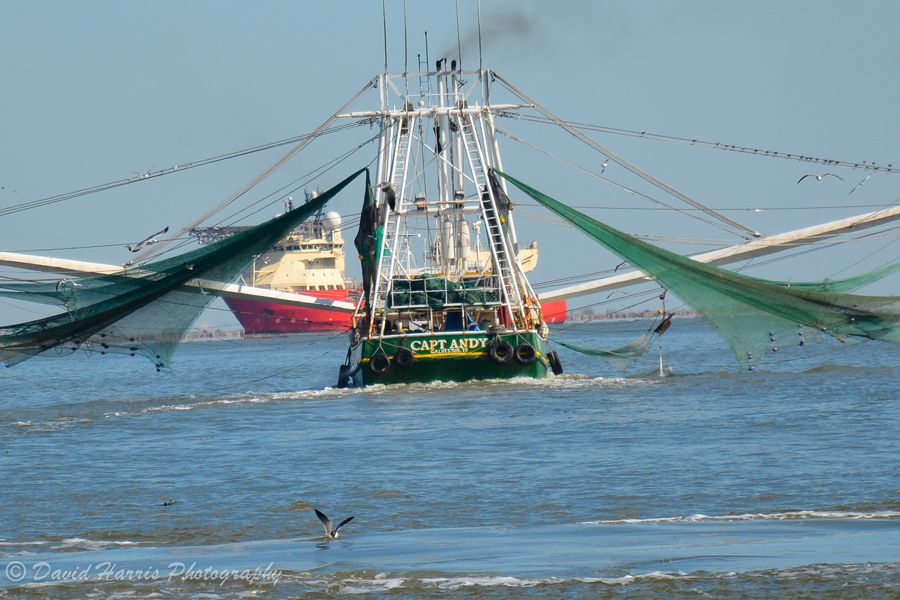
[337,61,562,386]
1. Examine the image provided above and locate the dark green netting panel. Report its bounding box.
[556,333,654,370]
[548,263,900,370]
[497,170,900,368]
[748,261,900,293]
[553,314,672,370]
[387,275,499,309]
[0,168,367,369]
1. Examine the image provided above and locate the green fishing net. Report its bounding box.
[0,168,367,369]
[747,261,900,293]
[556,333,655,370]
[553,264,900,370]
[498,170,900,368]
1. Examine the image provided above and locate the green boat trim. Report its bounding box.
[350,330,550,386]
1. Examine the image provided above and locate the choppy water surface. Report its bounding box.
[1,319,898,598]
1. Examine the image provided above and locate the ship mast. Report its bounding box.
[350,67,542,337]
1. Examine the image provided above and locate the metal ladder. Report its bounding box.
[456,112,522,313]
[371,114,416,317]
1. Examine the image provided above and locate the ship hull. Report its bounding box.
[227,295,565,334]
[351,330,549,386]
[541,299,567,324]
[224,289,352,334]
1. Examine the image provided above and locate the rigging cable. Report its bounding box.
[0,121,369,219]
[129,76,378,264]
[496,127,743,238]
[134,135,380,265]
[490,71,761,240]
[501,112,900,176]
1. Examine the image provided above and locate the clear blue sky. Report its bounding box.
[1,1,899,326]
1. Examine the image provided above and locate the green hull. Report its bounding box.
[356,330,549,386]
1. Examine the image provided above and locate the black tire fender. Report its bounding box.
[336,364,352,388]
[488,339,514,365]
[514,343,537,365]
[547,350,563,375]
[369,352,391,375]
[394,346,414,369]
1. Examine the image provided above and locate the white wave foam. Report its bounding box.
[0,540,47,546]
[421,576,543,589]
[339,574,405,594]
[146,404,193,412]
[584,510,900,525]
[7,418,88,432]
[102,394,269,418]
[421,572,688,590]
[87,373,651,420]
[51,538,140,551]
[318,374,648,395]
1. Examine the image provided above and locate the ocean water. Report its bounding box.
[1,319,898,598]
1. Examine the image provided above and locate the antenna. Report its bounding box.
[477,0,483,73]
[425,31,432,95]
[403,0,409,95]
[455,0,463,67]
[381,0,389,72]
[403,0,408,73]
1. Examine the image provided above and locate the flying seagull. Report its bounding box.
[315,508,354,539]
[601,158,609,174]
[797,173,844,184]
[127,226,169,252]
[848,175,871,195]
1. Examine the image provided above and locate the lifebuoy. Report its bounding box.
[369,352,391,375]
[394,347,414,368]
[488,339,513,364]
[514,343,537,365]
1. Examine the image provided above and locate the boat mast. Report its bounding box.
[360,66,543,336]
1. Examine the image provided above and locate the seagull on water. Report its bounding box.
[848,175,871,195]
[797,173,843,184]
[315,508,354,539]
[127,226,169,252]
